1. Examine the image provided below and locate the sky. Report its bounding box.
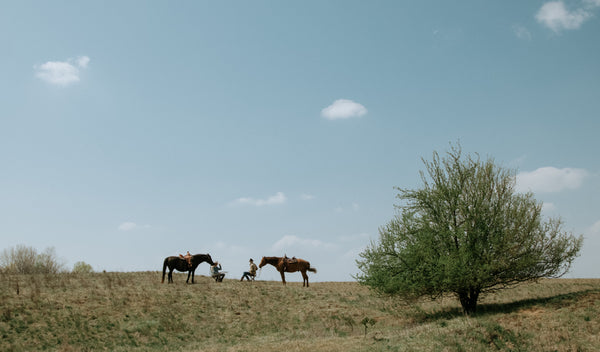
[1,1,599,282]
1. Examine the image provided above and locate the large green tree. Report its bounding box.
[356,145,583,314]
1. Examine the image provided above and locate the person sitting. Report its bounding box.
[211,262,225,282]
[241,258,258,281]
[179,251,192,269]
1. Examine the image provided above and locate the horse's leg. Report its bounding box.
[186,270,191,284]
[280,270,286,286]
[168,268,173,283]
[302,270,309,287]
[191,269,195,284]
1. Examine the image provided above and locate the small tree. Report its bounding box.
[356,145,583,314]
[72,261,94,274]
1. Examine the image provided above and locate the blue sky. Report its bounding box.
[1,1,599,282]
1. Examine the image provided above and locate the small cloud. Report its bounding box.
[231,192,287,207]
[321,99,367,120]
[76,56,90,68]
[334,202,360,213]
[118,222,149,231]
[300,194,315,201]
[516,167,589,193]
[588,220,600,235]
[512,25,532,40]
[535,1,594,32]
[34,55,90,86]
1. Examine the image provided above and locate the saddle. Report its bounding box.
[178,255,193,268]
[282,256,297,270]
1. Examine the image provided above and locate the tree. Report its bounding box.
[72,261,94,274]
[356,145,583,314]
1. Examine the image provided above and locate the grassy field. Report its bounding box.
[1,272,599,351]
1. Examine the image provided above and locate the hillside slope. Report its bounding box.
[1,272,599,351]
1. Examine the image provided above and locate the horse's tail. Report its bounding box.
[162,257,168,283]
[308,266,317,273]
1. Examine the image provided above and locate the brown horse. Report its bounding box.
[259,256,317,287]
[162,253,214,284]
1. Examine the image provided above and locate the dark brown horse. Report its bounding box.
[259,256,317,287]
[162,253,214,284]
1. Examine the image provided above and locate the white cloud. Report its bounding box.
[34,55,90,86]
[535,1,594,32]
[118,222,137,231]
[588,220,600,235]
[76,56,90,68]
[334,202,360,213]
[271,235,336,252]
[321,99,367,120]
[512,25,532,40]
[516,167,589,193]
[231,192,287,207]
[300,194,315,201]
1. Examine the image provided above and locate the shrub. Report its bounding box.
[72,261,94,273]
[0,245,66,274]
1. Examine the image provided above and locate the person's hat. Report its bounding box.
[249,258,253,262]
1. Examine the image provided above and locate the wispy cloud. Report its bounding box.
[588,220,600,235]
[535,1,600,32]
[34,55,90,86]
[300,194,316,201]
[516,167,589,193]
[117,222,150,231]
[334,202,360,213]
[512,25,532,40]
[321,99,367,120]
[231,192,287,207]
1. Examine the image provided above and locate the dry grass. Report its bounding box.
[1,272,599,351]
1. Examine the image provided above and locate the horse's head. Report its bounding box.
[259,256,267,268]
[192,253,214,266]
[204,254,214,265]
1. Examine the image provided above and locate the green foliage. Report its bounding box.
[356,144,583,314]
[0,245,65,274]
[72,261,94,273]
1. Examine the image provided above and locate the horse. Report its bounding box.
[162,253,214,284]
[259,256,317,287]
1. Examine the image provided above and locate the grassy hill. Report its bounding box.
[1,271,599,351]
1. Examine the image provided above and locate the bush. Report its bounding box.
[72,261,94,273]
[0,245,66,274]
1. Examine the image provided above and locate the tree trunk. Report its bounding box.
[457,288,480,315]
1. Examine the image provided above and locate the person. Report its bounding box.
[241,258,258,281]
[211,262,225,282]
[179,251,192,269]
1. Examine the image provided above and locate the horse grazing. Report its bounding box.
[162,253,214,284]
[259,256,317,287]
